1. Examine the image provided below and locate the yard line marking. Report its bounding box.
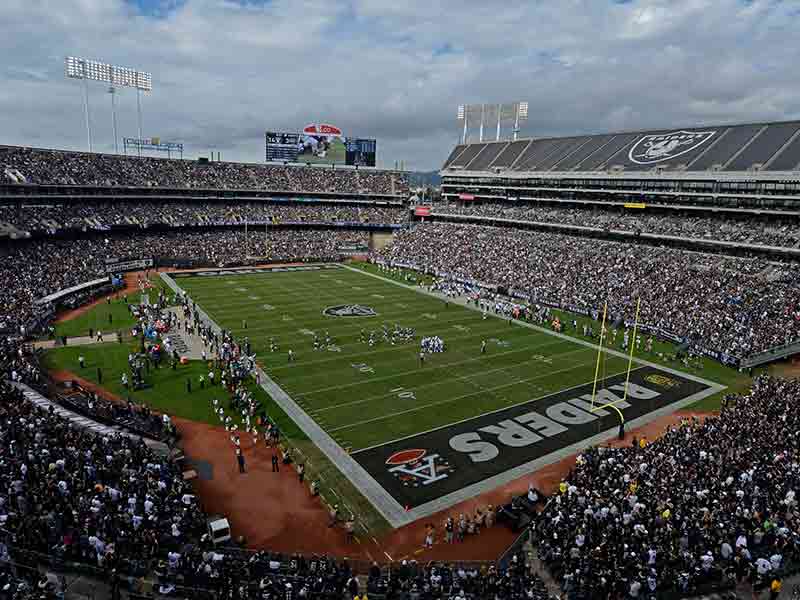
[344,264,722,389]
[234,313,493,343]
[267,319,542,373]
[328,360,620,433]
[295,336,571,397]
[209,290,472,326]
[350,365,646,455]
[310,346,590,414]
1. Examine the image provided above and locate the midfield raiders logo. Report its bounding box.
[628,130,716,164]
[386,449,453,487]
[323,304,377,318]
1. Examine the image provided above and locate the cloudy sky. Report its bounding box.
[1,0,798,170]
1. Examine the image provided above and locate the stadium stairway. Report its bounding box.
[0,219,28,239]
[9,381,170,455]
[527,543,563,598]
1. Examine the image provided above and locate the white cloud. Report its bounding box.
[0,0,797,170]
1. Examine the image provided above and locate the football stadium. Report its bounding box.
[2,2,800,599]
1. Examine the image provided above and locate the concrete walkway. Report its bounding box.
[163,306,207,361]
[34,332,119,350]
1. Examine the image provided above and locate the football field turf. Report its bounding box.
[168,263,724,526]
[175,265,631,450]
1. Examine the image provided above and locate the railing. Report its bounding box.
[740,339,800,368]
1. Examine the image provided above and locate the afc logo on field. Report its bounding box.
[629,130,716,164]
[385,449,453,487]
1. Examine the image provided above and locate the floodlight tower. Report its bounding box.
[457,102,528,144]
[513,101,529,141]
[457,104,467,144]
[65,57,153,154]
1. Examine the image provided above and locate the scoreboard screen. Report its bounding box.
[345,138,377,167]
[266,131,376,167]
[265,132,302,162]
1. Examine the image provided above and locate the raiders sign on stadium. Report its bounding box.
[628,130,716,165]
[323,304,377,318]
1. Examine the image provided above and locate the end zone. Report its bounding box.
[351,365,719,519]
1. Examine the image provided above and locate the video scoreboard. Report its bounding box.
[265,128,377,167]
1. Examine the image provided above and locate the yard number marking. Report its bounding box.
[390,387,416,400]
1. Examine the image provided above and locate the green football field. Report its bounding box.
[44,262,744,532]
[174,264,665,451]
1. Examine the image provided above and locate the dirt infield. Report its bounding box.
[54,272,143,323]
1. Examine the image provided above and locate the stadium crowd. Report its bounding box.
[0,146,405,195]
[1,182,800,598]
[436,202,800,249]
[0,376,206,593]
[0,333,548,598]
[535,375,800,598]
[376,223,800,358]
[0,201,405,235]
[0,229,369,336]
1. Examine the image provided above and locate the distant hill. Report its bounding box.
[404,171,441,188]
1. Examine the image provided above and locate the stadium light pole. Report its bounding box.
[83,76,92,152]
[513,101,528,141]
[457,105,467,144]
[136,88,143,157]
[109,85,119,153]
[65,56,152,155]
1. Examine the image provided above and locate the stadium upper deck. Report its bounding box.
[443,119,800,174]
[0,145,407,200]
[440,119,800,209]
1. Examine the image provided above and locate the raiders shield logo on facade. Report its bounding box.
[323,304,377,317]
[628,130,716,165]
